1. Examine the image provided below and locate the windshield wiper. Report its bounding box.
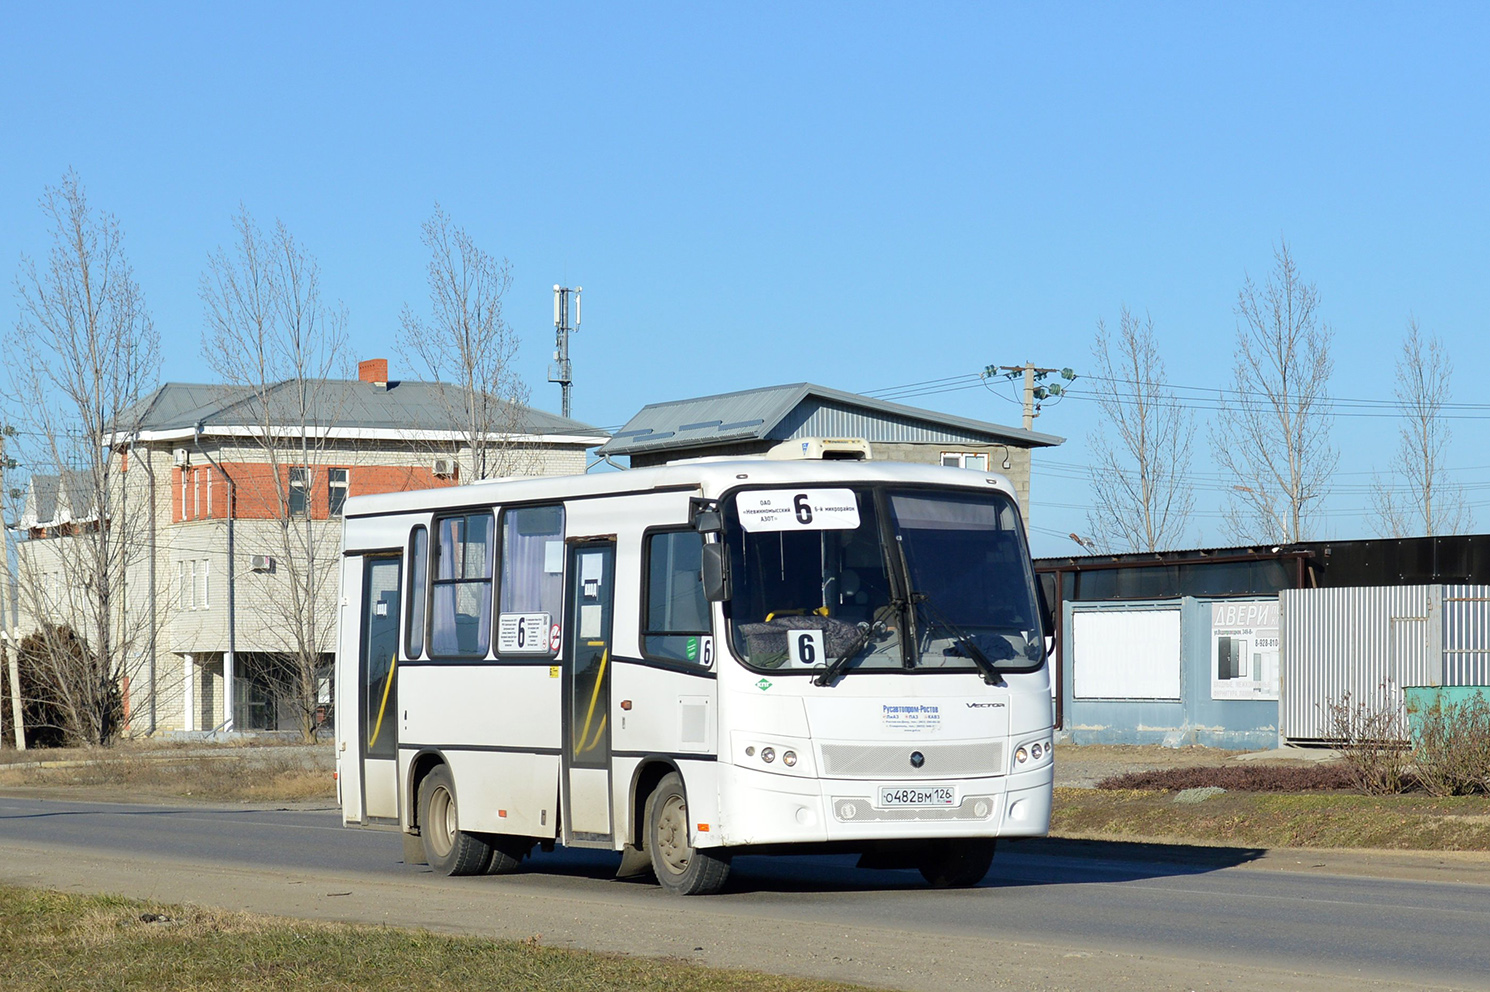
[911,592,1005,686]
[812,607,898,686]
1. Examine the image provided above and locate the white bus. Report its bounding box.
[335,454,1054,895]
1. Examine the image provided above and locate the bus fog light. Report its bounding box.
[783,750,797,767]
[974,800,991,818]
[761,747,776,763]
[1015,746,1028,764]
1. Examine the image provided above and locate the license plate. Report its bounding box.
[878,785,956,807]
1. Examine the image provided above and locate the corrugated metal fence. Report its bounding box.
[1443,588,1490,684]
[1281,584,1490,741]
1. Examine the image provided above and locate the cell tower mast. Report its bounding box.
[548,285,581,419]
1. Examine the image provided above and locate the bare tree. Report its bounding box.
[1371,318,1471,537]
[1084,307,1194,552]
[398,204,533,481]
[200,207,348,740]
[1213,240,1337,543]
[5,171,160,745]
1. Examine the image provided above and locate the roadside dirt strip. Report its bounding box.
[1,839,1484,992]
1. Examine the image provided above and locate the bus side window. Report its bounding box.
[430,512,495,658]
[643,530,712,665]
[406,525,428,659]
[497,505,565,658]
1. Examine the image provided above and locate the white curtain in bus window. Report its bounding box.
[431,512,494,657]
[644,530,712,664]
[1072,608,1181,700]
[498,505,565,655]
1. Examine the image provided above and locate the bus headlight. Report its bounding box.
[1015,746,1029,764]
[761,747,776,764]
[783,750,797,767]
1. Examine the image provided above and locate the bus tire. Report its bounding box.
[482,834,533,875]
[417,765,492,876]
[645,771,731,896]
[917,838,996,888]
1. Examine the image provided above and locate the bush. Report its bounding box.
[1411,692,1490,796]
[1322,686,1412,795]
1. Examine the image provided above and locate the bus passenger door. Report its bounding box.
[360,555,401,822]
[563,540,615,843]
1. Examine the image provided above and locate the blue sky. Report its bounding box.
[3,2,1487,555]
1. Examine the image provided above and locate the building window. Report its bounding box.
[179,559,211,611]
[289,466,310,516]
[328,468,348,517]
[941,452,988,471]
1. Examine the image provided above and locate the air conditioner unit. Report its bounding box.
[764,437,871,461]
[249,555,275,572]
[432,458,455,478]
[173,448,190,467]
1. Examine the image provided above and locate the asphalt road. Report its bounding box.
[2,794,1488,992]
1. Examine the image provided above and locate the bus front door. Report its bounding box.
[563,540,615,843]
[360,555,401,822]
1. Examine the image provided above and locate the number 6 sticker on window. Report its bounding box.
[787,628,825,668]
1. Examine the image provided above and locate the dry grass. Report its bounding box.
[0,887,868,992]
[1053,786,1490,850]
[0,742,334,802]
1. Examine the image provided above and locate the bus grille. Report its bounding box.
[819,741,1005,779]
[830,796,997,822]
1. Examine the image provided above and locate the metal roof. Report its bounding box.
[114,380,607,442]
[19,470,96,529]
[598,382,1062,457]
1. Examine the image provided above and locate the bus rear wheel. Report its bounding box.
[418,765,493,876]
[645,771,731,895]
[917,839,996,888]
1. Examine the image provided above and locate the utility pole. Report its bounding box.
[0,425,24,749]
[548,286,581,419]
[984,362,1078,430]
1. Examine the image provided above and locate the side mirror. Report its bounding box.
[1036,572,1057,641]
[693,509,723,534]
[701,542,731,602]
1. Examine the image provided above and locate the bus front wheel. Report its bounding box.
[917,838,996,888]
[417,765,493,876]
[645,772,731,896]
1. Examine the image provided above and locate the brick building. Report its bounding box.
[14,360,606,736]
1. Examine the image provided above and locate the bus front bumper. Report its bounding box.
[707,762,1053,848]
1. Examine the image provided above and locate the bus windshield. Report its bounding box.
[724,485,1044,676]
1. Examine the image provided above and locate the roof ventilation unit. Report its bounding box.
[765,437,871,461]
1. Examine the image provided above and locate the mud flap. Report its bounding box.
[616,843,652,879]
[402,830,428,866]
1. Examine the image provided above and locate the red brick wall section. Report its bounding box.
[174,462,454,521]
